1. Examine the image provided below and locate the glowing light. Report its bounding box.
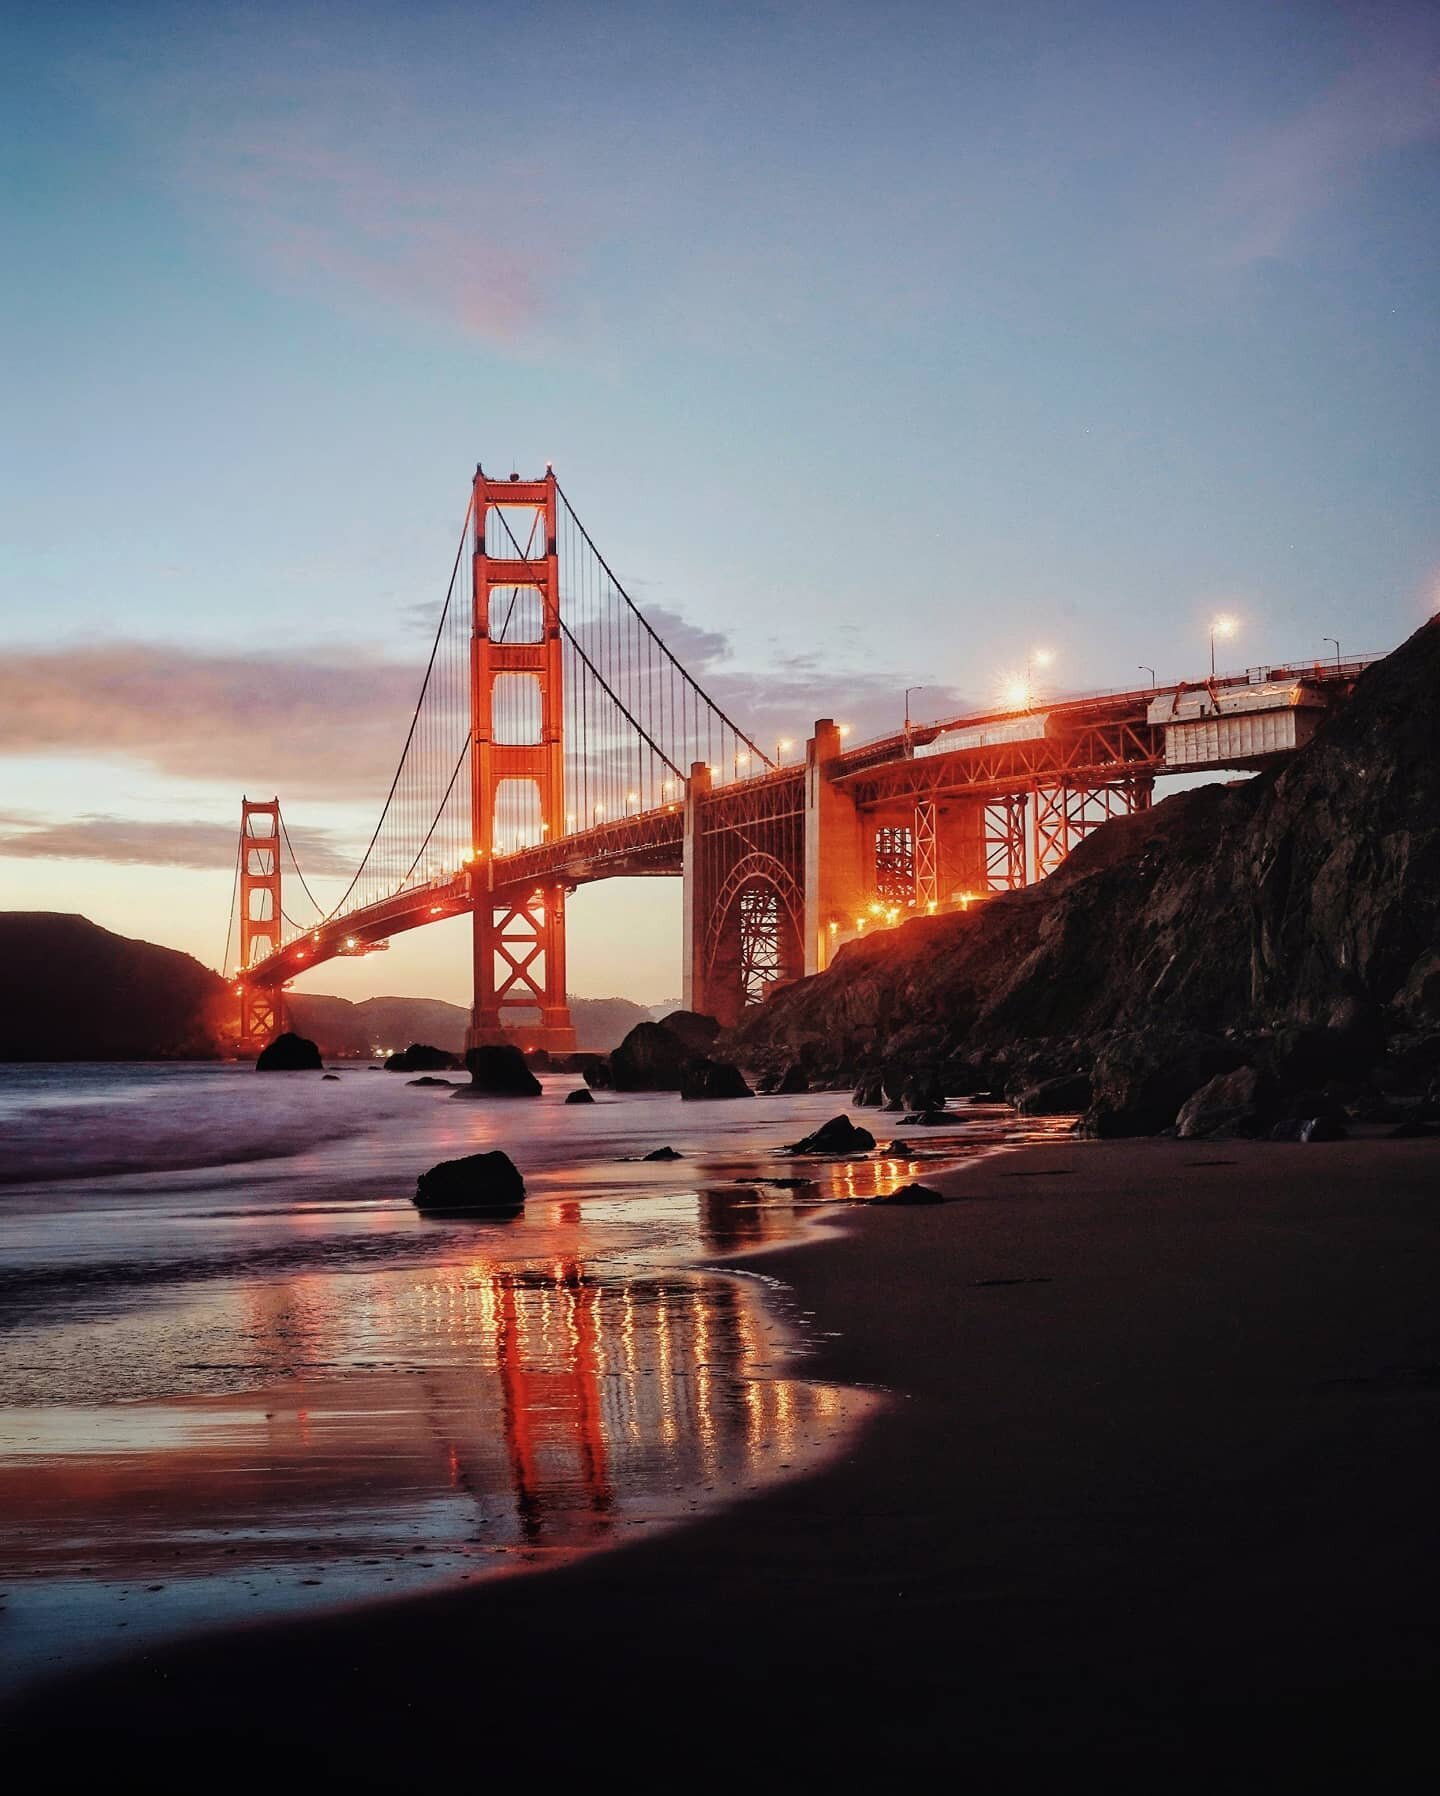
[1033,646,1055,668]
[839,724,852,738]
[855,916,867,931]
[779,738,793,753]
[1212,613,1239,640]
[926,900,937,915]
[344,937,356,949]
[736,752,749,766]
[828,920,839,934]
[594,803,605,818]
[868,901,883,916]
[1001,675,1029,708]
[294,949,306,960]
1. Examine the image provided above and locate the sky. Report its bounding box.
[2,0,1437,1006]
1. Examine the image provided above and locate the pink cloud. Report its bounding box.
[1217,19,1440,264]
[0,641,430,799]
[0,812,353,874]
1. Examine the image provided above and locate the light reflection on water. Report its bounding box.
[0,1064,1069,1691]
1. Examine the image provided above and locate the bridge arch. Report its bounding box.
[701,850,804,1029]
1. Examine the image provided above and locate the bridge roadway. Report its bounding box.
[243,655,1370,1027]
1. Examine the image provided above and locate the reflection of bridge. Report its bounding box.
[229,465,1374,1045]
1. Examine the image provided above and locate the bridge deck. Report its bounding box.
[241,657,1372,993]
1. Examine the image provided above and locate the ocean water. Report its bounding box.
[0,1061,1064,1694]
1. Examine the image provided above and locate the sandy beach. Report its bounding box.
[6,1132,1440,1789]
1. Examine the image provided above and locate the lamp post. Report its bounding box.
[1324,636,1340,668]
[1209,614,1238,682]
[904,686,926,736]
[1139,665,1155,689]
[775,737,793,766]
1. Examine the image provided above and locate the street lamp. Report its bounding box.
[1139,665,1156,689]
[904,685,927,734]
[1324,636,1341,667]
[1209,614,1238,682]
[775,737,793,765]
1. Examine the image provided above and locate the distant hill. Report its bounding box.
[285,991,653,1056]
[0,913,228,1060]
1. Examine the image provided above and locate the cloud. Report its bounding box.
[0,641,432,799]
[1215,18,1440,264]
[0,812,354,874]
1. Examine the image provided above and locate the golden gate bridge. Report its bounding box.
[224,464,1375,1051]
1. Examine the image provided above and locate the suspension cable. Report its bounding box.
[553,476,774,768]
[278,808,326,917]
[309,494,475,919]
[220,832,241,976]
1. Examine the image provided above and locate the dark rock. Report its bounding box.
[1269,1114,1350,1143]
[322,1073,341,1081]
[900,1070,945,1113]
[610,1021,692,1092]
[851,1070,885,1107]
[886,1139,914,1154]
[526,1048,552,1071]
[871,1182,944,1206]
[564,1087,595,1105]
[901,1110,950,1126]
[457,1044,542,1097]
[414,1150,525,1214]
[786,1114,876,1155]
[1300,1115,1348,1142]
[256,1032,323,1072]
[642,1146,683,1161]
[756,1072,782,1094]
[680,1057,753,1100]
[1015,1072,1093,1116]
[406,1076,454,1087]
[776,1064,809,1094]
[651,1009,722,1057]
[1081,1031,1244,1138]
[384,1043,461,1073]
[1176,1066,1280,1139]
[583,1057,614,1089]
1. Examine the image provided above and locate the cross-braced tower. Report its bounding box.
[467,467,576,1051]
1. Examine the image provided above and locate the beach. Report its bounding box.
[6,1129,1438,1789]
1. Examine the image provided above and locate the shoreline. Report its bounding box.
[7,1133,1440,1787]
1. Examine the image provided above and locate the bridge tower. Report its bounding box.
[237,797,283,1048]
[467,467,576,1052]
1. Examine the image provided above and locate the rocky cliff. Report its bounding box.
[731,615,1440,1127]
[0,913,229,1060]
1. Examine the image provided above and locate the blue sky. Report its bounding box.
[2,0,1437,1004]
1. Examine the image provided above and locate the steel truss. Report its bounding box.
[1032,778,1153,879]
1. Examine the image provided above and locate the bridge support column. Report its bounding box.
[804,719,867,975]
[237,798,283,1051]
[681,760,712,1014]
[466,466,575,1054]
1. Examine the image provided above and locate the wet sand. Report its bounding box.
[6,1134,1440,1789]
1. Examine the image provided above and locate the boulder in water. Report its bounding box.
[456,1044,542,1097]
[414,1150,525,1214]
[642,1145,683,1161]
[776,1064,809,1094]
[256,1032,322,1072]
[384,1042,461,1073]
[609,1021,691,1091]
[680,1057,753,1100]
[652,1009,722,1057]
[871,1182,943,1206]
[786,1114,876,1155]
[406,1075,455,1088]
[565,1087,595,1105]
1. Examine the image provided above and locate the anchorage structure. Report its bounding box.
[227,464,1374,1050]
